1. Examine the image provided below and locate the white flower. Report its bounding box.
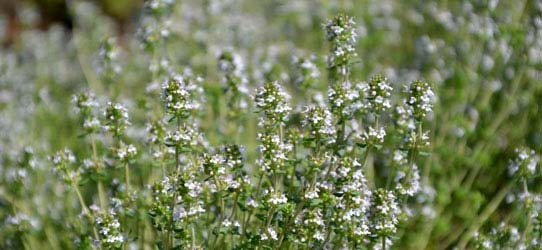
[83,117,101,131]
[72,91,98,114]
[396,164,421,197]
[247,198,258,208]
[162,75,204,118]
[222,219,232,227]
[265,227,278,241]
[360,126,386,145]
[303,105,336,144]
[257,132,292,171]
[508,147,539,178]
[184,179,202,198]
[304,187,320,199]
[364,75,393,112]
[325,15,358,71]
[117,142,137,161]
[254,81,291,126]
[371,189,400,236]
[406,80,435,120]
[268,191,288,205]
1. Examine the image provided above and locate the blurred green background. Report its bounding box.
[1,0,541,249]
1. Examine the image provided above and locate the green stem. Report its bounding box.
[124,162,131,193]
[212,176,225,249]
[73,184,89,216]
[241,173,264,241]
[192,225,196,250]
[264,207,276,228]
[97,181,107,212]
[72,183,101,249]
[166,117,183,250]
[91,135,107,212]
[519,180,532,245]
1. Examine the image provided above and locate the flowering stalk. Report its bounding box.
[73,91,109,212]
[51,149,102,248]
[92,134,108,213]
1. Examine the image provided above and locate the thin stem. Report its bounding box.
[166,116,183,249]
[362,146,373,187]
[401,122,422,190]
[519,179,532,245]
[192,225,196,250]
[217,190,240,247]
[212,176,225,249]
[229,192,240,219]
[161,148,167,176]
[72,183,101,249]
[91,135,107,212]
[124,162,131,193]
[277,124,285,190]
[97,181,107,212]
[73,184,89,215]
[241,173,264,241]
[264,207,276,228]
[72,25,102,93]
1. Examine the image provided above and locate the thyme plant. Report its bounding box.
[1,1,541,250]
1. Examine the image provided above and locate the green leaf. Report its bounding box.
[419,151,431,157]
[309,198,323,207]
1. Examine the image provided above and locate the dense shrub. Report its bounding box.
[1,0,541,249]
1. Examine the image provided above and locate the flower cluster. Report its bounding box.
[51,148,76,167]
[300,209,326,242]
[51,149,79,184]
[146,0,175,17]
[394,103,415,133]
[104,102,130,138]
[364,75,393,113]
[0,7,458,250]
[508,147,539,180]
[359,126,386,146]
[302,106,336,144]
[370,189,400,237]
[266,189,288,206]
[162,75,203,119]
[256,132,292,172]
[149,176,176,231]
[98,38,122,85]
[331,157,372,241]
[72,91,98,116]
[254,81,291,128]
[95,210,124,249]
[328,81,359,121]
[325,14,358,77]
[115,142,137,162]
[72,91,101,134]
[473,209,542,250]
[217,51,249,119]
[164,124,200,150]
[291,56,320,91]
[403,129,431,151]
[395,163,421,197]
[406,80,435,121]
